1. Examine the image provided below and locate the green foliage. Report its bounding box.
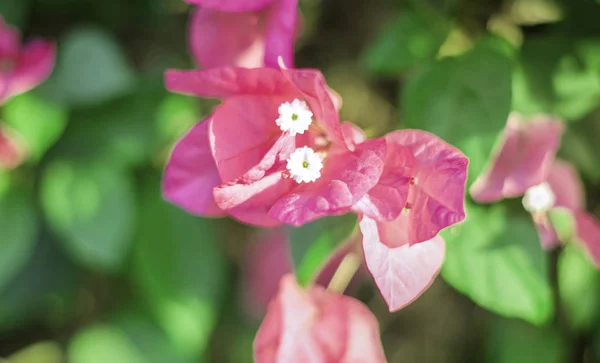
[485,317,568,363]
[44,27,136,106]
[68,311,193,363]
[548,207,576,243]
[402,43,512,185]
[40,160,136,273]
[559,244,600,332]
[442,202,553,325]
[289,213,357,286]
[362,9,448,75]
[0,183,37,293]
[131,177,226,358]
[2,94,68,162]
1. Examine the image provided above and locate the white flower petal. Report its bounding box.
[286,146,323,184]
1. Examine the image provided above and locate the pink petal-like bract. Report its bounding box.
[184,0,276,12]
[546,159,585,211]
[573,210,600,268]
[164,67,378,227]
[470,114,564,202]
[254,274,387,363]
[0,18,55,104]
[362,130,467,246]
[187,0,298,69]
[359,215,445,311]
[163,118,225,217]
[268,138,386,226]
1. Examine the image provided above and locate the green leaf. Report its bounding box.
[40,160,136,273]
[441,202,553,325]
[0,0,32,28]
[559,114,600,182]
[548,207,576,242]
[558,244,600,331]
[155,94,201,146]
[553,53,600,120]
[362,9,448,75]
[485,316,567,363]
[289,213,357,286]
[131,177,226,358]
[0,231,78,332]
[0,184,37,293]
[2,94,68,162]
[44,27,136,106]
[401,44,512,185]
[51,73,166,168]
[9,341,64,363]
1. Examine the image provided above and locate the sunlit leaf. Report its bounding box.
[2,94,68,162]
[40,160,136,273]
[485,316,567,363]
[155,94,201,146]
[553,53,600,120]
[402,44,512,185]
[44,27,136,106]
[548,207,576,243]
[442,202,553,325]
[558,244,600,331]
[0,183,37,293]
[289,213,357,286]
[362,9,448,75]
[131,176,226,358]
[9,341,64,363]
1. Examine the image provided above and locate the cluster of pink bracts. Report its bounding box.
[165,1,469,361]
[0,16,55,169]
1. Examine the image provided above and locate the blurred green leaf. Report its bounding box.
[40,160,136,273]
[51,73,166,168]
[0,184,37,293]
[553,53,600,120]
[0,230,77,332]
[548,207,576,242]
[485,316,567,363]
[9,341,64,363]
[45,27,136,106]
[2,94,68,162]
[362,9,448,75]
[559,113,600,182]
[155,94,201,146]
[442,202,553,325]
[0,0,32,28]
[131,177,226,358]
[289,213,356,286]
[402,44,512,185]
[559,244,600,331]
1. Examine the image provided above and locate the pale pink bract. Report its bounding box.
[0,16,55,104]
[254,274,387,363]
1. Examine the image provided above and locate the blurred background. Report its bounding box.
[1,0,600,362]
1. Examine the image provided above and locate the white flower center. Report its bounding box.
[276,99,313,136]
[286,146,323,183]
[522,182,555,213]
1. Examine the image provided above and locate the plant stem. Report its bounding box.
[327,252,361,294]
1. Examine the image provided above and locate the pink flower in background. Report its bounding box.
[0,125,25,169]
[0,16,55,104]
[186,0,299,68]
[470,113,564,202]
[164,67,386,227]
[254,274,387,363]
[469,113,600,266]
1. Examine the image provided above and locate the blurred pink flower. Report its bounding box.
[164,67,386,227]
[0,125,25,169]
[470,113,564,202]
[0,16,55,104]
[254,274,387,363]
[468,113,600,266]
[187,0,298,68]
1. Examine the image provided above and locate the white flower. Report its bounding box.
[286,146,323,183]
[276,99,313,136]
[522,182,556,213]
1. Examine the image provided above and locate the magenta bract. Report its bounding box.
[0,17,55,105]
